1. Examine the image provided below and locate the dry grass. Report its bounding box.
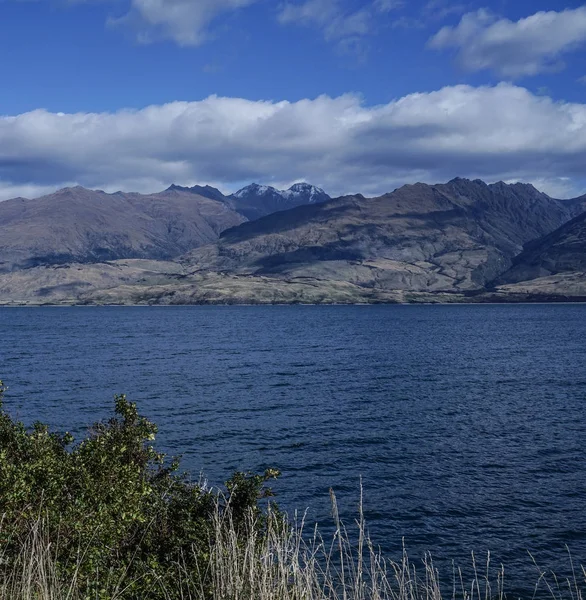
[1,490,584,600]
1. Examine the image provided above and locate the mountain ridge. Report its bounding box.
[1,177,585,304]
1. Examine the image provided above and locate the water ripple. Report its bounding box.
[1,304,585,590]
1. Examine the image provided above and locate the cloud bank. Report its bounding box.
[429,7,586,78]
[1,83,586,201]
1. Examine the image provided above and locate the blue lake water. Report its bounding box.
[1,304,585,591]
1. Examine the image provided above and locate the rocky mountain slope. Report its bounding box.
[0,186,245,272]
[182,178,576,294]
[561,193,586,217]
[498,211,586,283]
[488,210,586,299]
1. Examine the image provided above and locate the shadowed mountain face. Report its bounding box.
[564,194,586,217]
[183,178,576,293]
[0,186,245,272]
[166,184,228,203]
[496,211,586,285]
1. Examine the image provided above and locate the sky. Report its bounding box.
[1,0,586,200]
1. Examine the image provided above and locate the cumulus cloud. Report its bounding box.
[109,0,258,46]
[1,84,586,201]
[429,7,586,78]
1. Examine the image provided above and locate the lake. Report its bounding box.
[1,304,585,591]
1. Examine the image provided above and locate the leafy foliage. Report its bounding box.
[0,380,280,599]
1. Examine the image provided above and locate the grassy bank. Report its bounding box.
[0,380,584,599]
[3,496,586,600]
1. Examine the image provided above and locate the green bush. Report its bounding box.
[0,379,280,599]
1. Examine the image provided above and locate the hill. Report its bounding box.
[0,186,245,272]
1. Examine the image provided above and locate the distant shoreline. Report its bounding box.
[2,298,586,307]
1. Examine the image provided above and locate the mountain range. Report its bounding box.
[1,179,585,305]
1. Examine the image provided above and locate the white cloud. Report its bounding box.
[278,0,337,25]
[9,0,258,46]
[277,0,373,44]
[429,7,586,78]
[423,0,466,21]
[373,0,404,13]
[1,84,586,201]
[19,0,400,47]
[109,0,258,46]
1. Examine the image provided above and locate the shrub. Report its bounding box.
[0,380,280,599]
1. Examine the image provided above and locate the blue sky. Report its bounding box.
[1,0,586,200]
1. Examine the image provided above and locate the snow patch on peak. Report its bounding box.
[233,183,277,198]
[229,182,330,215]
[283,182,328,203]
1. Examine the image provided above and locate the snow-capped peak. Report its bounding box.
[232,183,277,198]
[229,182,330,219]
[283,183,328,203]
